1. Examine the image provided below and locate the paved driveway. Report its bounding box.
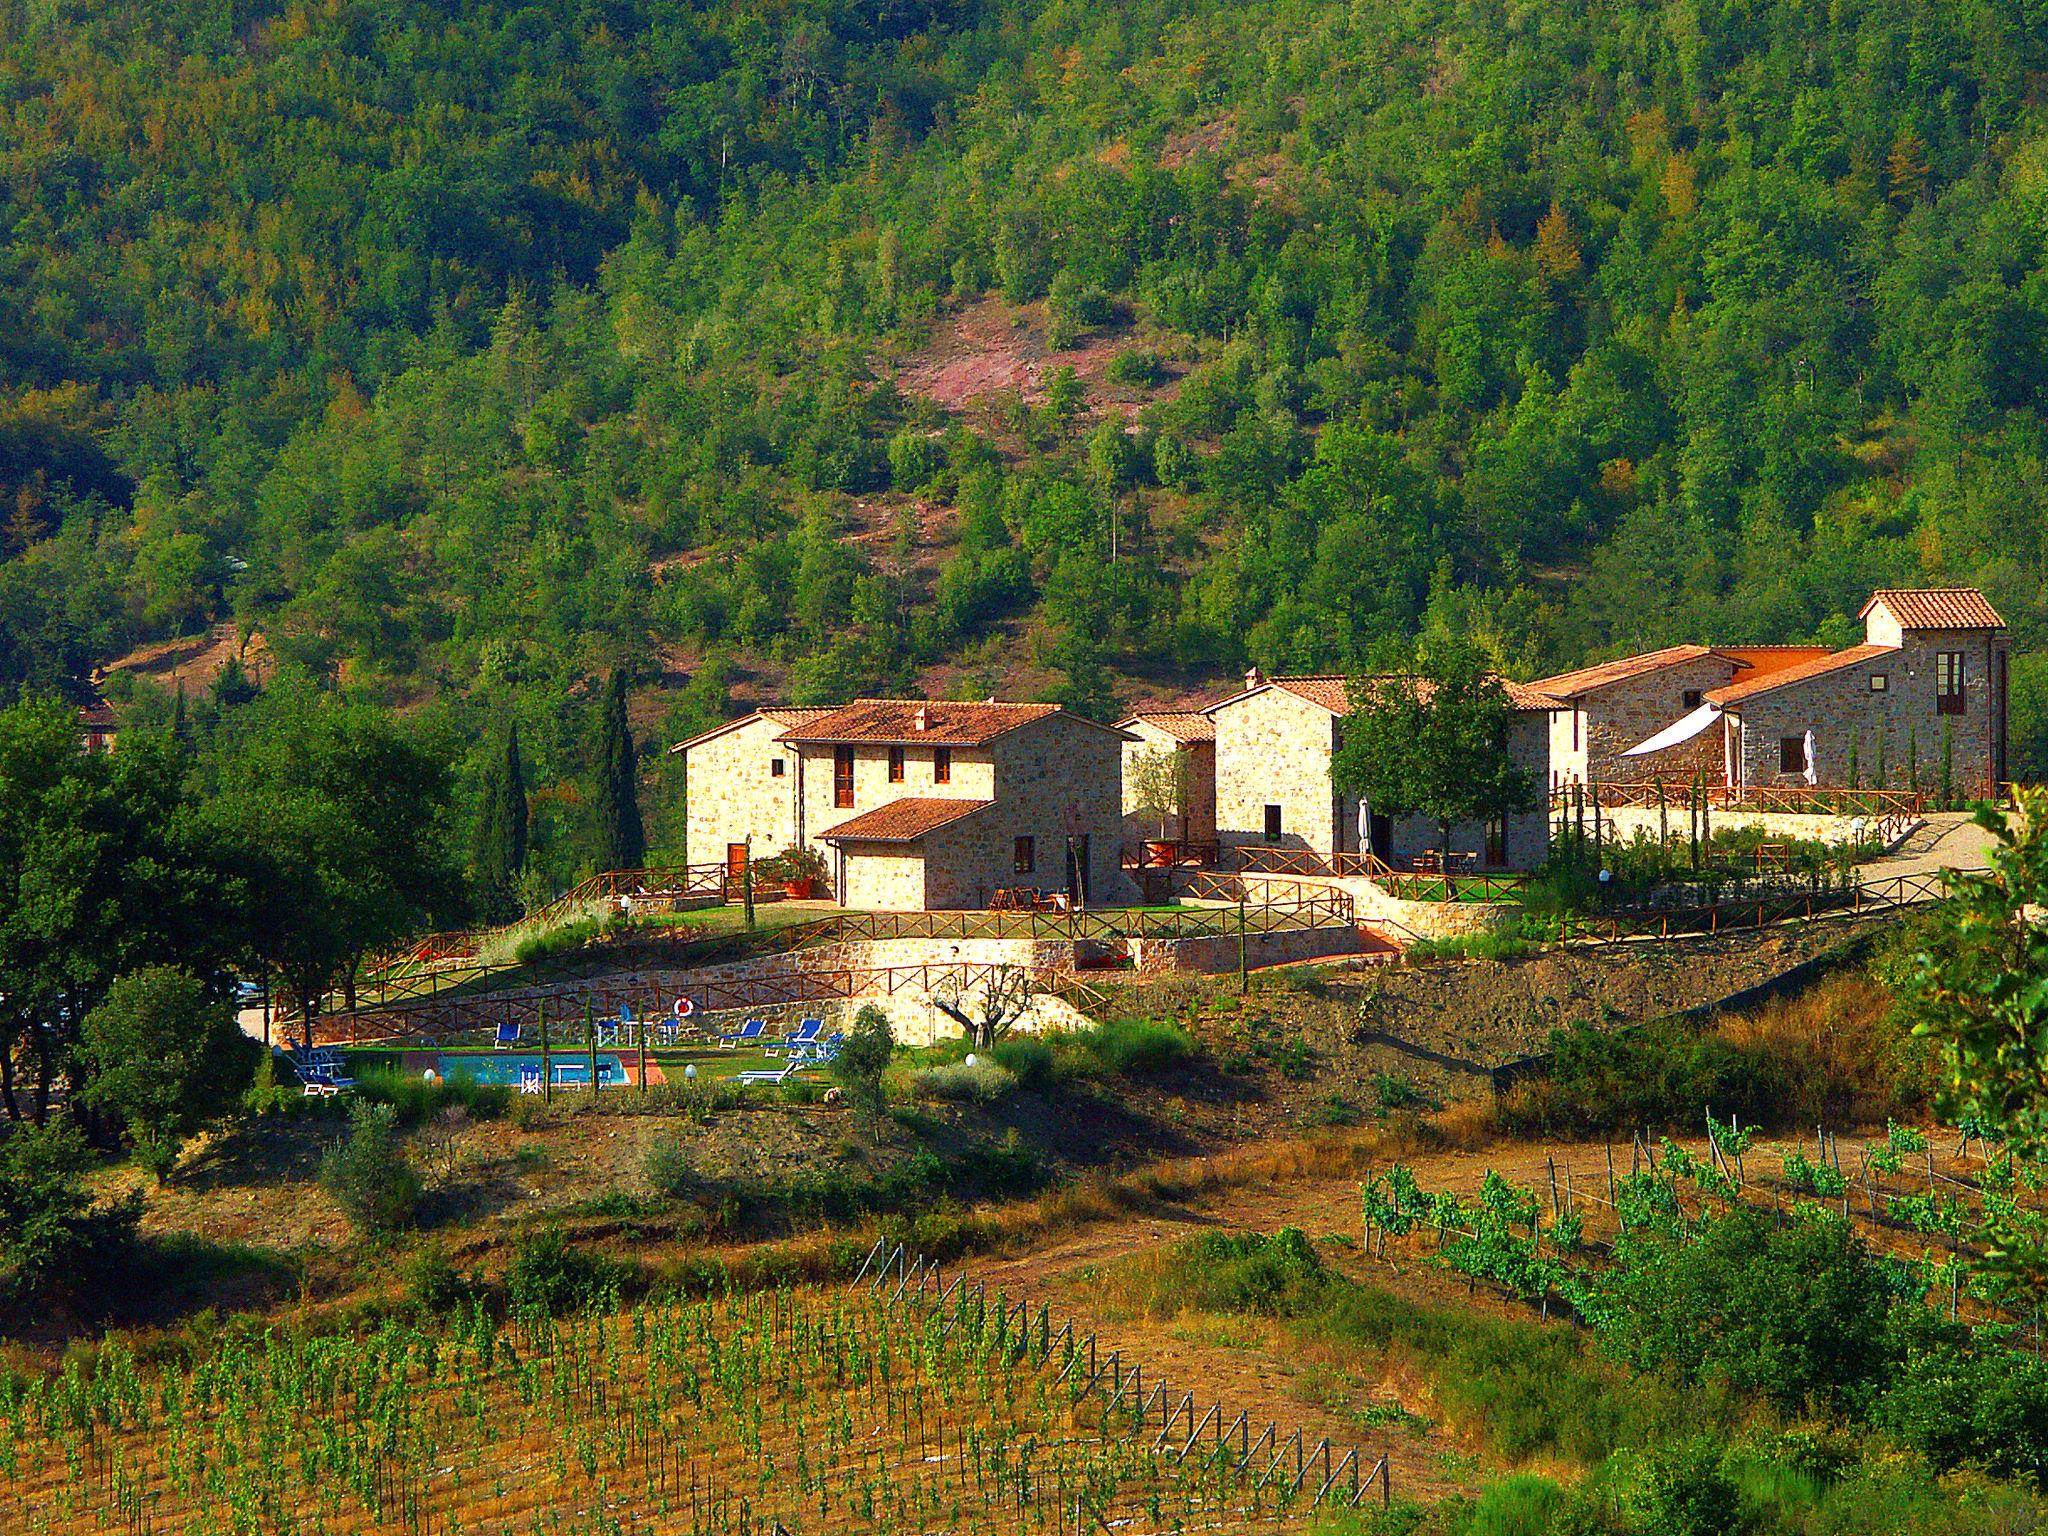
[1862,810,1997,883]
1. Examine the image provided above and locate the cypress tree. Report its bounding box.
[472,722,529,921]
[593,671,646,870]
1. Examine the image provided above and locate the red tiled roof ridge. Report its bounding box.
[1531,644,1721,698]
[781,698,1066,747]
[1706,643,1897,706]
[1859,588,2005,630]
[817,797,994,842]
[1117,710,1218,742]
[1235,672,1557,713]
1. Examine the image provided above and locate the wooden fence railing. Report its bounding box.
[1557,868,1951,944]
[1553,783,1931,819]
[306,961,1070,1046]
[1235,846,1395,880]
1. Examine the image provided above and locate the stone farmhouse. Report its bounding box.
[1204,670,1559,871]
[677,699,1133,911]
[1540,588,2010,796]
[1115,710,1217,850]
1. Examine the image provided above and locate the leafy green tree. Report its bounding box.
[1331,639,1537,854]
[0,697,250,1122]
[78,966,252,1181]
[0,1120,139,1301]
[207,676,461,1041]
[829,1004,895,1122]
[592,670,645,870]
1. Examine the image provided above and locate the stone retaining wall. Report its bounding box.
[1591,807,1918,850]
[1234,872,1522,942]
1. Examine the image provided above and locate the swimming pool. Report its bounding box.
[431,1052,627,1087]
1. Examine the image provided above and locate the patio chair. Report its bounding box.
[774,1018,824,1054]
[495,1019,521,1049]
[518,1068,543,1095]
[718,1019,767,1048]
[791,1032,845,1065]
[594,1019,619,1048]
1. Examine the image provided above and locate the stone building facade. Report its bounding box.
[1209,672,1555,870]
[1709,591,2010,794]
[1117,711,1218,848]
[681,699,1135,911]
[673,706,833,870]
[1537,646,1744,787]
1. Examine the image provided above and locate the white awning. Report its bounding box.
[1621,702,1722,758]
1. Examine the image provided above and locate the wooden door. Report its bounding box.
[725,843,748,899]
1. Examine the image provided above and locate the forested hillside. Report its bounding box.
[6,0,2048,881]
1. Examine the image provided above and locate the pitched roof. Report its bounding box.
[1860,588,2005,631]
[817,797,993,842]
[667,705,834,755]
[1246,674,1558,714]
[781,699,1126,746]
[1117,710,1218,744]
[1706,644,1896,706]
[1531,645,1727,699]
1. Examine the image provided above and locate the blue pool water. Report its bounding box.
[434,1052,626,1086]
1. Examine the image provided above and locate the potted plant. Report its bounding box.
[1129,746,1194,866]
[776,844,831,899]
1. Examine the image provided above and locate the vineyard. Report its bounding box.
[0,1262,1371,1535]
[1361,1119,2048,1335]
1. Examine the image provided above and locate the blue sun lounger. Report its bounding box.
[719,1019,766,1048]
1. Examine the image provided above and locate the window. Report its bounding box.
[1869,673,1888,692]
[1682,689,1703,710]
[1263,804,1284,844]
[1937,652,1966,715]
[887,745,905,782]
[770,757,786,778]
[1012,836,1035,875]
[833,745,855,808]
[1780,736,1808,775]
[1571,711,1579,751]
[933,746,952,783]
[1485,815,1507,868]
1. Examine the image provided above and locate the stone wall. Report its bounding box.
[955,713,1134,908]
[1232,871,1522,941]
[1727,630,2008,795]
[683,716,803,868]
[1212,687,1339,857]
[1128,924,1365,972]
[801,739,996,850]
[1573,655,1741,784]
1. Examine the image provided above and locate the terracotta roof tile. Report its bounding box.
[1706,644,1896,706]
[1117,711,1218,743]
[780,698,1071,746]
[1860,588,2005,631]
[1264,674,1558,714]
[669,706,832,755]
[1532,645,1726,699]
[818,797,993,842]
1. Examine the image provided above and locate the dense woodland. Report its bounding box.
[6,0,2048,887]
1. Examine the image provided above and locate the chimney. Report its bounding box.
[1245,665,1265,691]
[913,705,930,732]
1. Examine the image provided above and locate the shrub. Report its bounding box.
[989,1035,1054,1087]
[910,1061,1018,1103]
[1587,1207,1893,1412]
[645,1137,697,1200]
[1876,1340,2048,1480]
[79,965,254,1180]
[505,1228,630,1314]
[1069,1017,1191,1076]
[1180,1228,1326,1314]
[319,1099,422,1235]
[403,1244,478,1313]
[355,1067,511,1125]
[0,1121,141,1302]
[1105,347,1165,387]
